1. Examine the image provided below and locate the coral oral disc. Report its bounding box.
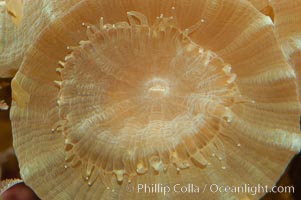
[56,11,241,184]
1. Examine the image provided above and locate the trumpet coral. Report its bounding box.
[1,0,301,199]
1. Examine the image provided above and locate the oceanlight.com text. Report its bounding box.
[132,183,294,196]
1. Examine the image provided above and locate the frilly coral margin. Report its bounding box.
[0,178,23,195]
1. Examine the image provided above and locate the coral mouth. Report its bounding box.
[145,77,170,98]
[53,11,244,185]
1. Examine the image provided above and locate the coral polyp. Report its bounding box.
[2,0,300,199]
[53,12,248,186]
